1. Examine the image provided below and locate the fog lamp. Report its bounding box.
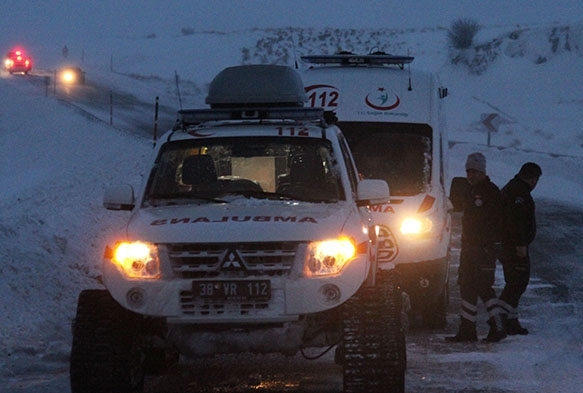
[126,287,146,308]
[319,284,341,304]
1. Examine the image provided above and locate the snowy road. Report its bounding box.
[23,71,176,138]
[405,198,583,393]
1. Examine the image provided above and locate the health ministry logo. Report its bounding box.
[365,87,400,111]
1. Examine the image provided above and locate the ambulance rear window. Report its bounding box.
[340,122,432,196]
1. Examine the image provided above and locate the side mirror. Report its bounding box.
[357,179,390,206]
[103,185,135,211]
[449,177,470,212]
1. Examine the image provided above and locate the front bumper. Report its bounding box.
[103,253,369,324]
[6,63,31,73]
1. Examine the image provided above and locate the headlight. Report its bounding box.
[109,241,160,279]
[305,237,356,276]
[400,217,433,236]
[60,69,79,84]
[61,70,75,83]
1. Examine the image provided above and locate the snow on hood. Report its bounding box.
[124,199,356,244]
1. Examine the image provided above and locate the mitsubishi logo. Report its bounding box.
[220,249,246,270]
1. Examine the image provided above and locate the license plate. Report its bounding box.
[193,280,271,301]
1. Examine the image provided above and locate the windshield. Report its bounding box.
[340,122,432,196]
[144,136,344,206]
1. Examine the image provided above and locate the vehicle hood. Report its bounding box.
[125,200,355,243]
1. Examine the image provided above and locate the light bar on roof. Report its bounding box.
[302,54,414,66]
[177,107,325,126]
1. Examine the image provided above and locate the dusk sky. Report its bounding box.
[2,0,582,44]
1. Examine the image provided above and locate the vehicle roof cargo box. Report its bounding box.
[206,65,306,108]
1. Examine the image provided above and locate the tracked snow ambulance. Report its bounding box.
[301,52,451,328]
[70,64,406,393]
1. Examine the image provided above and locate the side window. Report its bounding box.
[338,134,358,196]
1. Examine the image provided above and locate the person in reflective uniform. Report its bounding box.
[446,152,506,343]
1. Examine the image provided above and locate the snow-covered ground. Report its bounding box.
[1,1,583,392]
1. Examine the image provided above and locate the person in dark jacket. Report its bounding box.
[498,162,542,335]
[447,152,507,343]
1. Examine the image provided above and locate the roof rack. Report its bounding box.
[174,107,326,129]
[301,53,414,68]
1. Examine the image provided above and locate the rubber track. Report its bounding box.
[70,289,144,393]
[342,270,406,393]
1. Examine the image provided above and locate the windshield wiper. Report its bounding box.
[228,189,337,203]
[146,193,227,206]
[221,190,294,201]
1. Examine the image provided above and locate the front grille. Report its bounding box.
[166,242,299,279]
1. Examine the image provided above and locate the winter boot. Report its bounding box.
[445,318,477,343]
[484,315,507,342]
[505,318,529,335]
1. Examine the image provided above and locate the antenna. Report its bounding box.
[153,96,159,148]
[407,48,413,91]
[290,28,298,69]
[174,70,183,109]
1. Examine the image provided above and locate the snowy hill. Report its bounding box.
[1,2,583,390]
[45,22,583,155]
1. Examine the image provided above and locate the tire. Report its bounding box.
[143,345,179,375]
[70,289,145,393]
[342,270,406,393]
[421,280,449,329]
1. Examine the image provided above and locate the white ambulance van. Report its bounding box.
[301,53,451,328]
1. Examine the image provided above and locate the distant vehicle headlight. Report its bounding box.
[107,241,160,279]
[304,237,357,276]
[59,67,85,84]
[61,69,76,83]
